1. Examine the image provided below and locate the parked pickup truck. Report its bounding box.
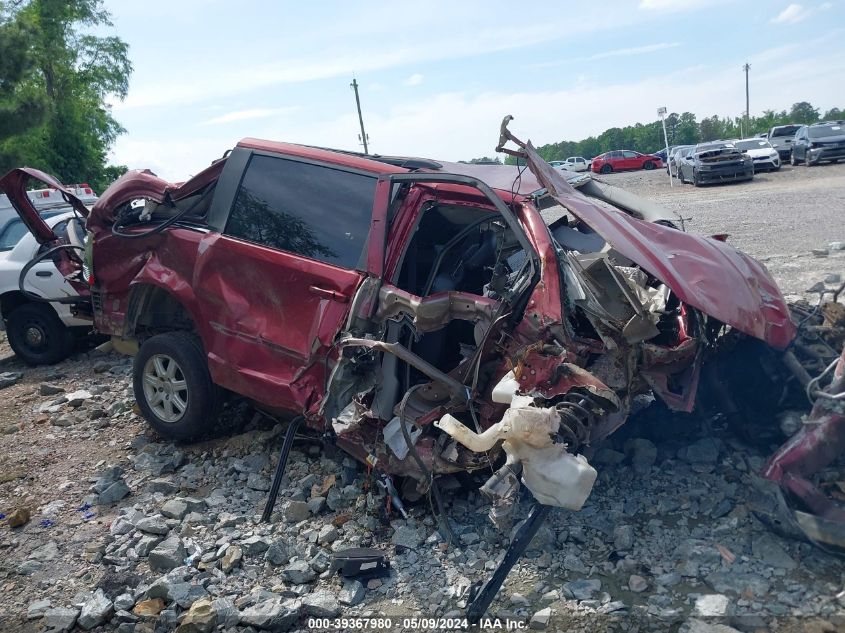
[767,124,802,160]
[0,123,795,522]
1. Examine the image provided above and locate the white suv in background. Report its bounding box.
[561,156,590,171]
[0,185,96,364]
[550,157,590,172]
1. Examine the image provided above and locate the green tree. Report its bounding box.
[461,156,502,164]
[752,109,788,135]
[675,112,700,145]
[664,113,679,146]
[0,0,131,192]
[698,116,723,142]
[789,101,820,125]
[0,5,46,166]
[503,101,825,165]
[823,107,843,120]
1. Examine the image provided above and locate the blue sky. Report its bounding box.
[103,0,845,180]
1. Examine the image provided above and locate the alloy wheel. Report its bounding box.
[142,353,188,423]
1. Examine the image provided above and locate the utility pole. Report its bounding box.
[743,63,750,128]
[350,78,369,154]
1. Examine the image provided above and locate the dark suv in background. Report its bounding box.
[790,121,845,166]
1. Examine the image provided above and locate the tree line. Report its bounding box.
[0,0,130,193]
[503,102,844,164]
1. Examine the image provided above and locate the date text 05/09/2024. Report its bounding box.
[306,617,528,630]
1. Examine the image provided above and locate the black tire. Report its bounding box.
[6,303,74,365]
[693,170,701,187]
[806,153,814,167]
[600,164,613,174]
[133,332,221,440]
[643,160,655,170]
[790,151,798,166]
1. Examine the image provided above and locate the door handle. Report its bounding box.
[35,270,53,278]
[309,285,349,303]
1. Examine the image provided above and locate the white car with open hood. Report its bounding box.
[0,185,96,364]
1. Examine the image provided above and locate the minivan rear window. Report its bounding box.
[225,155,377,269]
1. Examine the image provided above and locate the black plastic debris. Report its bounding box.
[329,547,390,579]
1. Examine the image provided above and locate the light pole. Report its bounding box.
[657,107,673,188]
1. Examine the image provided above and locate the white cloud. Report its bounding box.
[585,41,680,61]
[199,107,299,126]
[771,2,831,23]
[111,11,635,111]
[403,73,424,87]
[533,42,680,69]
[772,3,808,22]
[108,137,229,180]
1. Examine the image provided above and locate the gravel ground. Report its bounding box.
[0,167,843,633]
[597,161,845,298]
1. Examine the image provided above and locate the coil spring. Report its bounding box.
[554,392,598,452]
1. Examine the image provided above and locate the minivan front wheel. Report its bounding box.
[133,332,221,440]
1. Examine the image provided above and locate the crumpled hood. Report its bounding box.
[696,147,745,162]
[520,139,796,349]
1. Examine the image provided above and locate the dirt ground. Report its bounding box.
[0,163,843,633]
[599,161,845,297]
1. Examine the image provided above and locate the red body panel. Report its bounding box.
[193,233,363,412]
[91,228,207,336]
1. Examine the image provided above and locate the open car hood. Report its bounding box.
[496,119,795,349]
[0,167,90,243]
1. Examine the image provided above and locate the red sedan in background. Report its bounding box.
[591,150,663,174]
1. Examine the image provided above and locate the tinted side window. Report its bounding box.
[623,151,638,158]
[225,155,377,269]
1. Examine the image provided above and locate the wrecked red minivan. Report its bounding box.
[2,121,843,567]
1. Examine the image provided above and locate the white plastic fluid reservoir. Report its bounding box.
[521,447,598,510]
[492,370,520,404]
